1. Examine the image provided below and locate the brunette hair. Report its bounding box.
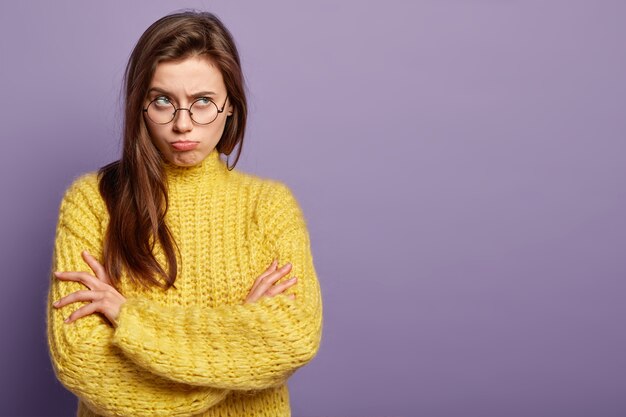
[98,11,247,290]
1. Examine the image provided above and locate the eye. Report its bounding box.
[154,96,172,106]
[193,97,212,107]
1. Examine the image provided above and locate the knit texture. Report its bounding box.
[46,149,323,417]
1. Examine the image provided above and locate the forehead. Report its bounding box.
[150,55,225,93]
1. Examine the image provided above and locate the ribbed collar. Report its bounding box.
[162,149,229,187]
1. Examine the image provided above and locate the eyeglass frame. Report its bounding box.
[143,95,230,125]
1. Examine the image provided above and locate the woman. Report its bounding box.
[47,11,322,417]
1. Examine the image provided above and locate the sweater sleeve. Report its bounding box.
[111,181,323,391]
[46,174,228,417]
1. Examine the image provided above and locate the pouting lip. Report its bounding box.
[170,140,200,144]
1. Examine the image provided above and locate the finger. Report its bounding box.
[53,290,102,308]
[250,259,278,293]
[54,271,101,290]
[82,251,111,285]
[248,263,292,302]
[64,302,99,324]
[245,261,291,304]
[249,259,278,294]
[265,277,298,297]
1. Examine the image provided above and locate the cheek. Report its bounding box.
[212,117,230,137]
[197,123,225,143]
[145,124,166,144]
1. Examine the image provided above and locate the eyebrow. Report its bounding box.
[147,87,217,97]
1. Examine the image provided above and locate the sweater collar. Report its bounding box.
[162,149,229,185]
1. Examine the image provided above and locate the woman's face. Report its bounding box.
[144,55,233,167]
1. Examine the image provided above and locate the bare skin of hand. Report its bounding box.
[53,250,127,328]
[245,259,298,304]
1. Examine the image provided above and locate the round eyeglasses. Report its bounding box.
[143,95,229,125]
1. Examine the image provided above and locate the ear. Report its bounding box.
[227,103,234,116]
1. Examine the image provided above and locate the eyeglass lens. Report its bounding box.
[146,97,220,125]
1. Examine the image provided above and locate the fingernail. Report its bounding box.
[54,271,61,277]
[289,277,297,282]
[53,301,60,307]
[64,318,70,323]
[283,262,292,269]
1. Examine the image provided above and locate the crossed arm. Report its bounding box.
[47,175,322,416]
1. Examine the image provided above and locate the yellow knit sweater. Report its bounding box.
[46,149,323,417]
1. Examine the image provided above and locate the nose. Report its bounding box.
[173,108,193,132]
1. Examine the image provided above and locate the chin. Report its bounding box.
[170,152,203,167]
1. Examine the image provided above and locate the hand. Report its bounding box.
[53,250,127,328]
[244,259,298,304]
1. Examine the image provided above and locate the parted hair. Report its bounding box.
[98,11,247,290]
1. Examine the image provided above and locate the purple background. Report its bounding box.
[1,1,625,416]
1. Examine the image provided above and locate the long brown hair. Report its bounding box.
[98,11,247,290]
